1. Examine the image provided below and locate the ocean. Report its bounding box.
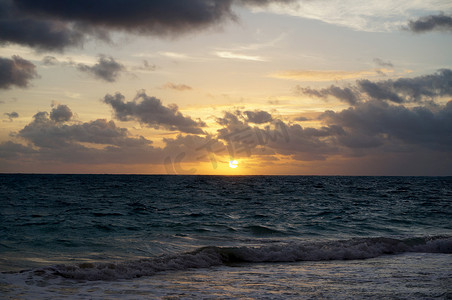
[0,174,451,299]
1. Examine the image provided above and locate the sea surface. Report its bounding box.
[0,174,451,299]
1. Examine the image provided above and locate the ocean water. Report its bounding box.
[0,174,451,299]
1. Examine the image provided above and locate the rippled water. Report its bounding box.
[1,175,451,298]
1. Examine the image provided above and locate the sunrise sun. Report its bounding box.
[229,160,238,168]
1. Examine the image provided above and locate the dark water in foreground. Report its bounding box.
[0,175,451,299]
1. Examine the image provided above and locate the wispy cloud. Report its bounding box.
[159,52,191,60]
[215,51,266,61]
[258,0,452,32]
[161,82,193,91]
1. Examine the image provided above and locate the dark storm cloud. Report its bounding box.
[357,69,452,103]
[104,91,206,134]
[49,104,72,122]
[4,111,19,121]
[321,100,452,151]
[356,79,403,103]
[297,85,360,105]
[298,69,452,105]
[407,13,452,33]
[76,55,125,82]
[1,0,294,51]
[0,55,38,89]
[0,0,84,51]
[243,110,273,123]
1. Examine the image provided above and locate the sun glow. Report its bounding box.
[229,160,238,168]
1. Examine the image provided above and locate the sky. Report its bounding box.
[1,0,452,175]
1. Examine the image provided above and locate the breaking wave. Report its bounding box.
[28,236,452,281]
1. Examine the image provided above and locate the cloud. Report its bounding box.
[0,140,37,159]
[216,110,244,127]
[0,104,218,168]
[373,58,394,68]
[321,99,452,151]
[0,55,38,89]
[42,56,59,66]
[214,100,452,163]
[76,55,125,82]
[214,109,338,161]
[259,0,452,32]
[1,0,295,51]
[18,109,153,150]
[11,118,161,165]
[298,69,452,104]
[244,110,273,123]
[1,87,452,174]
[161,82,193,91]
[216,51,266,61]
[215,70,452,163]
[50,104,72,122]
[104,91,206,134]
[266,123,342,161]
[0,0,85,51]
[407,13,452,33]
[357,69,452,103]
[297,85,360,105]
[4,111,19,121]
[134,60,157,71]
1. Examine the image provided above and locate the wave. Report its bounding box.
[29,236,452,281]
